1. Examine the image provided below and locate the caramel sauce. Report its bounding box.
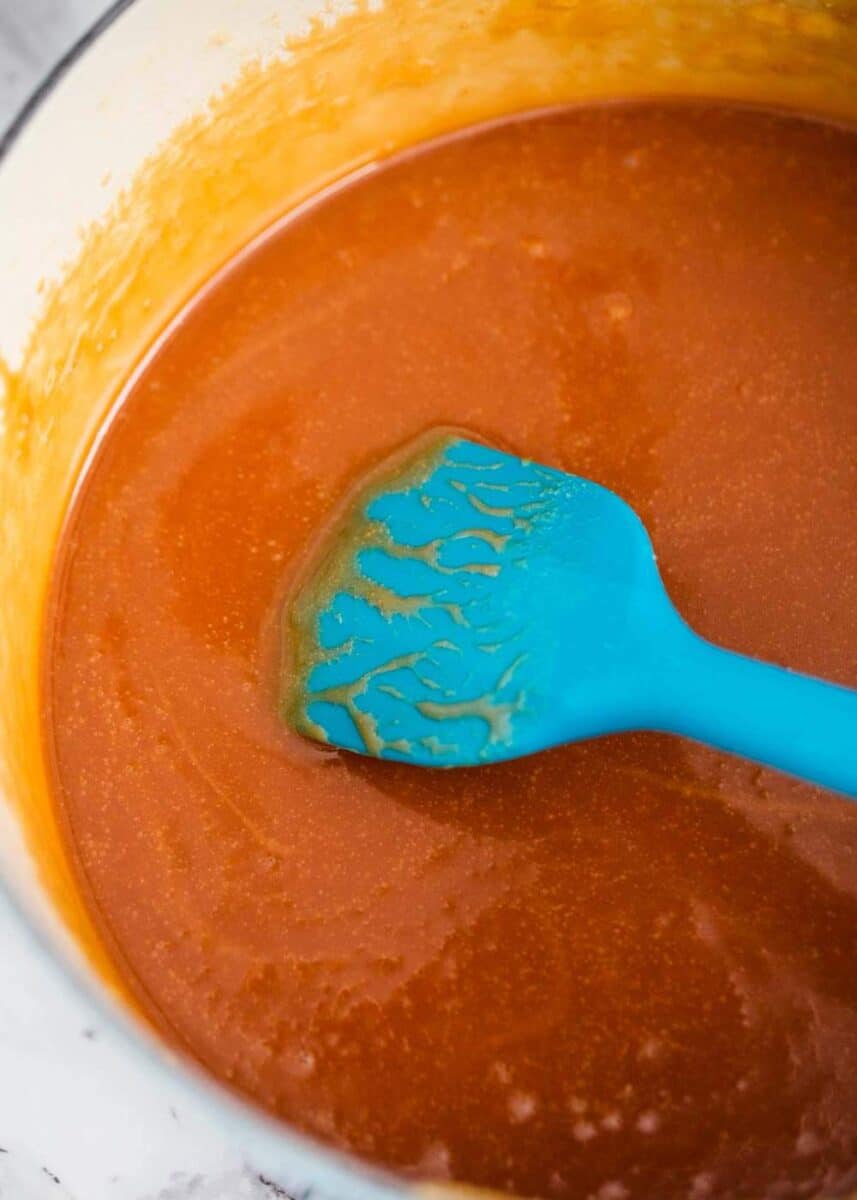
[44,105,857,1198]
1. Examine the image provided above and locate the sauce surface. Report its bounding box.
[44,105,857,1199]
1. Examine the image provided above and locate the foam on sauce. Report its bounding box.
[44,105,857,1198]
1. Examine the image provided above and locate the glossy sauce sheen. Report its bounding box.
[45,106,857,1199]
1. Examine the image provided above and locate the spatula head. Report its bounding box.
[282,431,670,766]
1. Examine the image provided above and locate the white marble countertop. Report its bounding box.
[0,3,297,1198]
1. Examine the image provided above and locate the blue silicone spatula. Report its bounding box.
[283,431,857,797]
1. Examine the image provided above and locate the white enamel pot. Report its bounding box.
[0,3,853,1198]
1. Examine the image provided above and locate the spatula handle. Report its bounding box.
[656,632,857,798]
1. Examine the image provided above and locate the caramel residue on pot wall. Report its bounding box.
[0,0,855,1013]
